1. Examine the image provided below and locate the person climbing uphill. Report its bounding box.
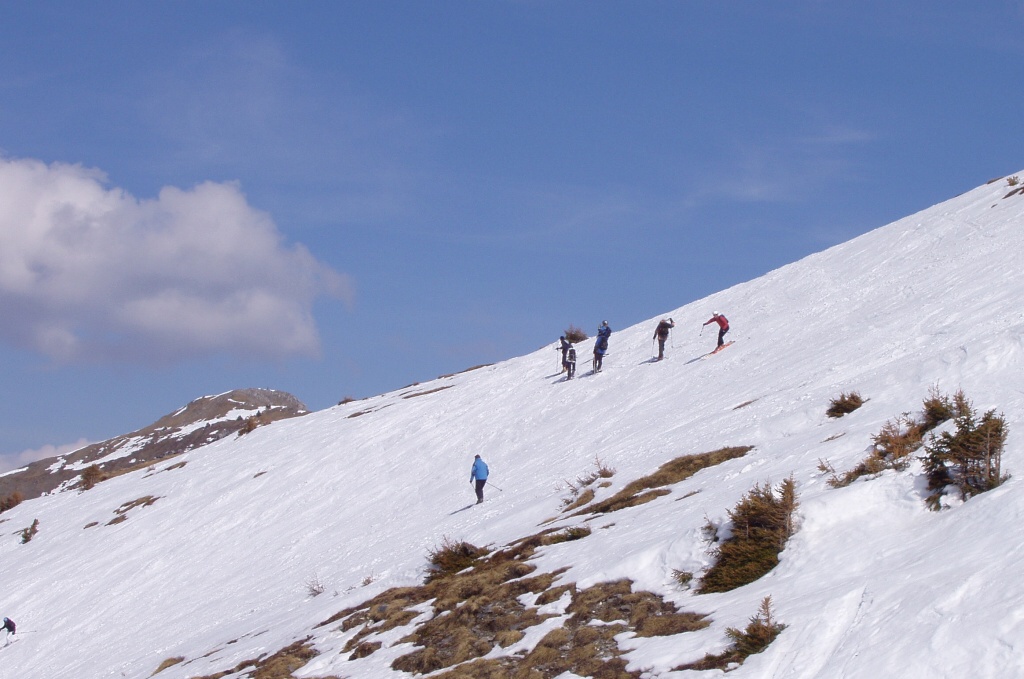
[653,318,674,360]
[558,336,571,373]
[593,320,611,372]
[702,312,729,350]
[469,454,489,504]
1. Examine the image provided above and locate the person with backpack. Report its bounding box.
[702,312,729,350]
[469,454,489,504]
[653,318,674,360]
[565,344,577,379]
[593,320,611,372]
[558,336,572,373]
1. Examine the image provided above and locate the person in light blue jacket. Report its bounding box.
[470,455,489,504]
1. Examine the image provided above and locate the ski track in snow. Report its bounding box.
[2,176,1024,678]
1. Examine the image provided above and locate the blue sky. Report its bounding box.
[0,1,1021,470]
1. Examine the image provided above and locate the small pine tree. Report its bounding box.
[20,518,39,543]
[920,386,957,431]
[725,596,787,657]
[700,477,797,593]
[923,394,1008,509]
[675,595,786,671]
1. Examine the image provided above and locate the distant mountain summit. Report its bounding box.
[0,388,307,501]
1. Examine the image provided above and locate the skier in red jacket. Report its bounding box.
[702,312,729,350]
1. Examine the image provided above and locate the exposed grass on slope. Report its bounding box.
[571,446,754,516]
[106,496,160,526]
[431,579,709,679]
[308,526,709,678]
[150,656,183,676]
[166,449,754,677]
[426,537,491,582]
[558,457,616,512]
[187,638,342,679]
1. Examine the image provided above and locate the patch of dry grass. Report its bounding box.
[826,391,865,418]
[312,526,709,678]
[106,496,160,525]
[432,578,709,679]
[151,657,184,675]
[574,446,753,516]
[187,638,342,679]
[426,537,491,582]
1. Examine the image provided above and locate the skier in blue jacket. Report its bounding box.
[470,455,489,504]
[593,321,611,372]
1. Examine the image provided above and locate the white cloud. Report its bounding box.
[0,438,90,474]
[0,156,352,363]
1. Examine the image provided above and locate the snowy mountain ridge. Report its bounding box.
[0,388,308,502]
[2,174,1024,678]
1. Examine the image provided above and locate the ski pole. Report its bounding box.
[486,480,503,492]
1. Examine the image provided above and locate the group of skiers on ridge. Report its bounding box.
[472,313,729,506]
[559,312,729,376]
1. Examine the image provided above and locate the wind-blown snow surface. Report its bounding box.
[3,176,1024,678]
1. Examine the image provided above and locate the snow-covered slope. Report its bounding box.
[2,175,1024,679]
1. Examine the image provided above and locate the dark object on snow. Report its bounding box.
[654,318,675,360]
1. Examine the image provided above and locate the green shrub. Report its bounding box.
[699,478,797,593]
[920,385,960,431]
[923,396,1009,509]
[726,596,787,656]
[20,518,39,544]
[826,391,865,418]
